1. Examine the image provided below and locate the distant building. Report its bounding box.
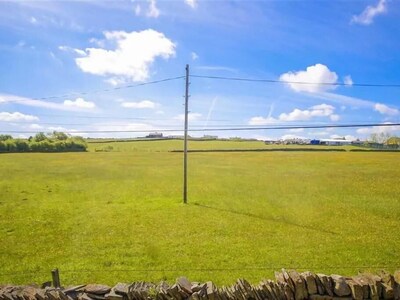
[203,135,218,140]
[146,132,163,138]
[319,138,352,146]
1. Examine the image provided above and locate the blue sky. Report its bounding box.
[0,0,399,140]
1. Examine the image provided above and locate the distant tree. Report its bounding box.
[0,141,6,152]
[50,131,69,141]
[4,139,17,152]
[386,136,400,147]
[0,134,13,141]
[369,132,390,144]
[14,139,29,152]
[34,132,47,142]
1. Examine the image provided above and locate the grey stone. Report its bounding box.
[282,269,296,294]
[84,286,111,296]
[176,277,192,295]
[78,293,94,300]
[190,283,206,294]
[300,272,318,295]
[288,270,308,300]
[2,293,14,300]
[280,282,294,300]
[314,275,325,295]
[46,290,59,300]
[57,291,70,300]
[104,291,122,300]
[330,275,351,297]
[259,281,274,300]
[352,276,369,299]
[167,284,183,300]
[64,286,86,295]
[113,284,129,296]
[394,271,400,300]
[188,291,200,300]
[316,275,333,297]
[261,280,278,300]
[205,282,216,300]
[346,280,363,300]
[381,283,394,300]
[86,293,105,300]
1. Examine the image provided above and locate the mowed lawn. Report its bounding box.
[0,140,399,285]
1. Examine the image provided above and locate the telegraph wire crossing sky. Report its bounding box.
[0,0,399,140]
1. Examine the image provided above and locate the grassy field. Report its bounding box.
[1,140,399,286]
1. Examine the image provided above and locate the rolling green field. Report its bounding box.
[1,140,399,286]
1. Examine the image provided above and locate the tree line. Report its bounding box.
[0,132,87,153]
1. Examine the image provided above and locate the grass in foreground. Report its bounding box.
[0,140,399,285]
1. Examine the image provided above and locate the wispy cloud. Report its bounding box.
[185,0,198,9]
[0,94,94,112]
[146,0,160,18]
[351,0,387,25]
[120,100,157,109]
[374,103,399,116]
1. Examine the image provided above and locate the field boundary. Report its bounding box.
[1,269,399,300]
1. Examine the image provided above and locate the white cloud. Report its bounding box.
[0,112,39,122]
[29,124,43,129]
[374,103,399,116]
[280,64,338,93]
[280,104,337,121]
[248,116,278,125]
[48,126,68,132]
[147,0,160,18]
[351,0,387,25]
[185,0,197,9]
[356,123,400,135]
[59,45,86,56]
[174,112,202,121]
[249,104,339,125]
[191,52,199,60]
[343,75,353,86]
[63,98,96,109]
[75,29,175,83]
[0,94,94,112]
[121,100,157,109]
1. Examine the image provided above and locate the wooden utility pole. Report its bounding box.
[183,64,189,204]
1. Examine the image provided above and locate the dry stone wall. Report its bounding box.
[1,270,400,300]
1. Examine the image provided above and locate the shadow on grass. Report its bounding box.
[191,203,337,235]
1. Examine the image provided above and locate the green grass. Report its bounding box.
[1,140,399,286]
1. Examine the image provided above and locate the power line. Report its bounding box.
[0,76,185,103]
[1,123,399,134]
[191,74,400,88]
